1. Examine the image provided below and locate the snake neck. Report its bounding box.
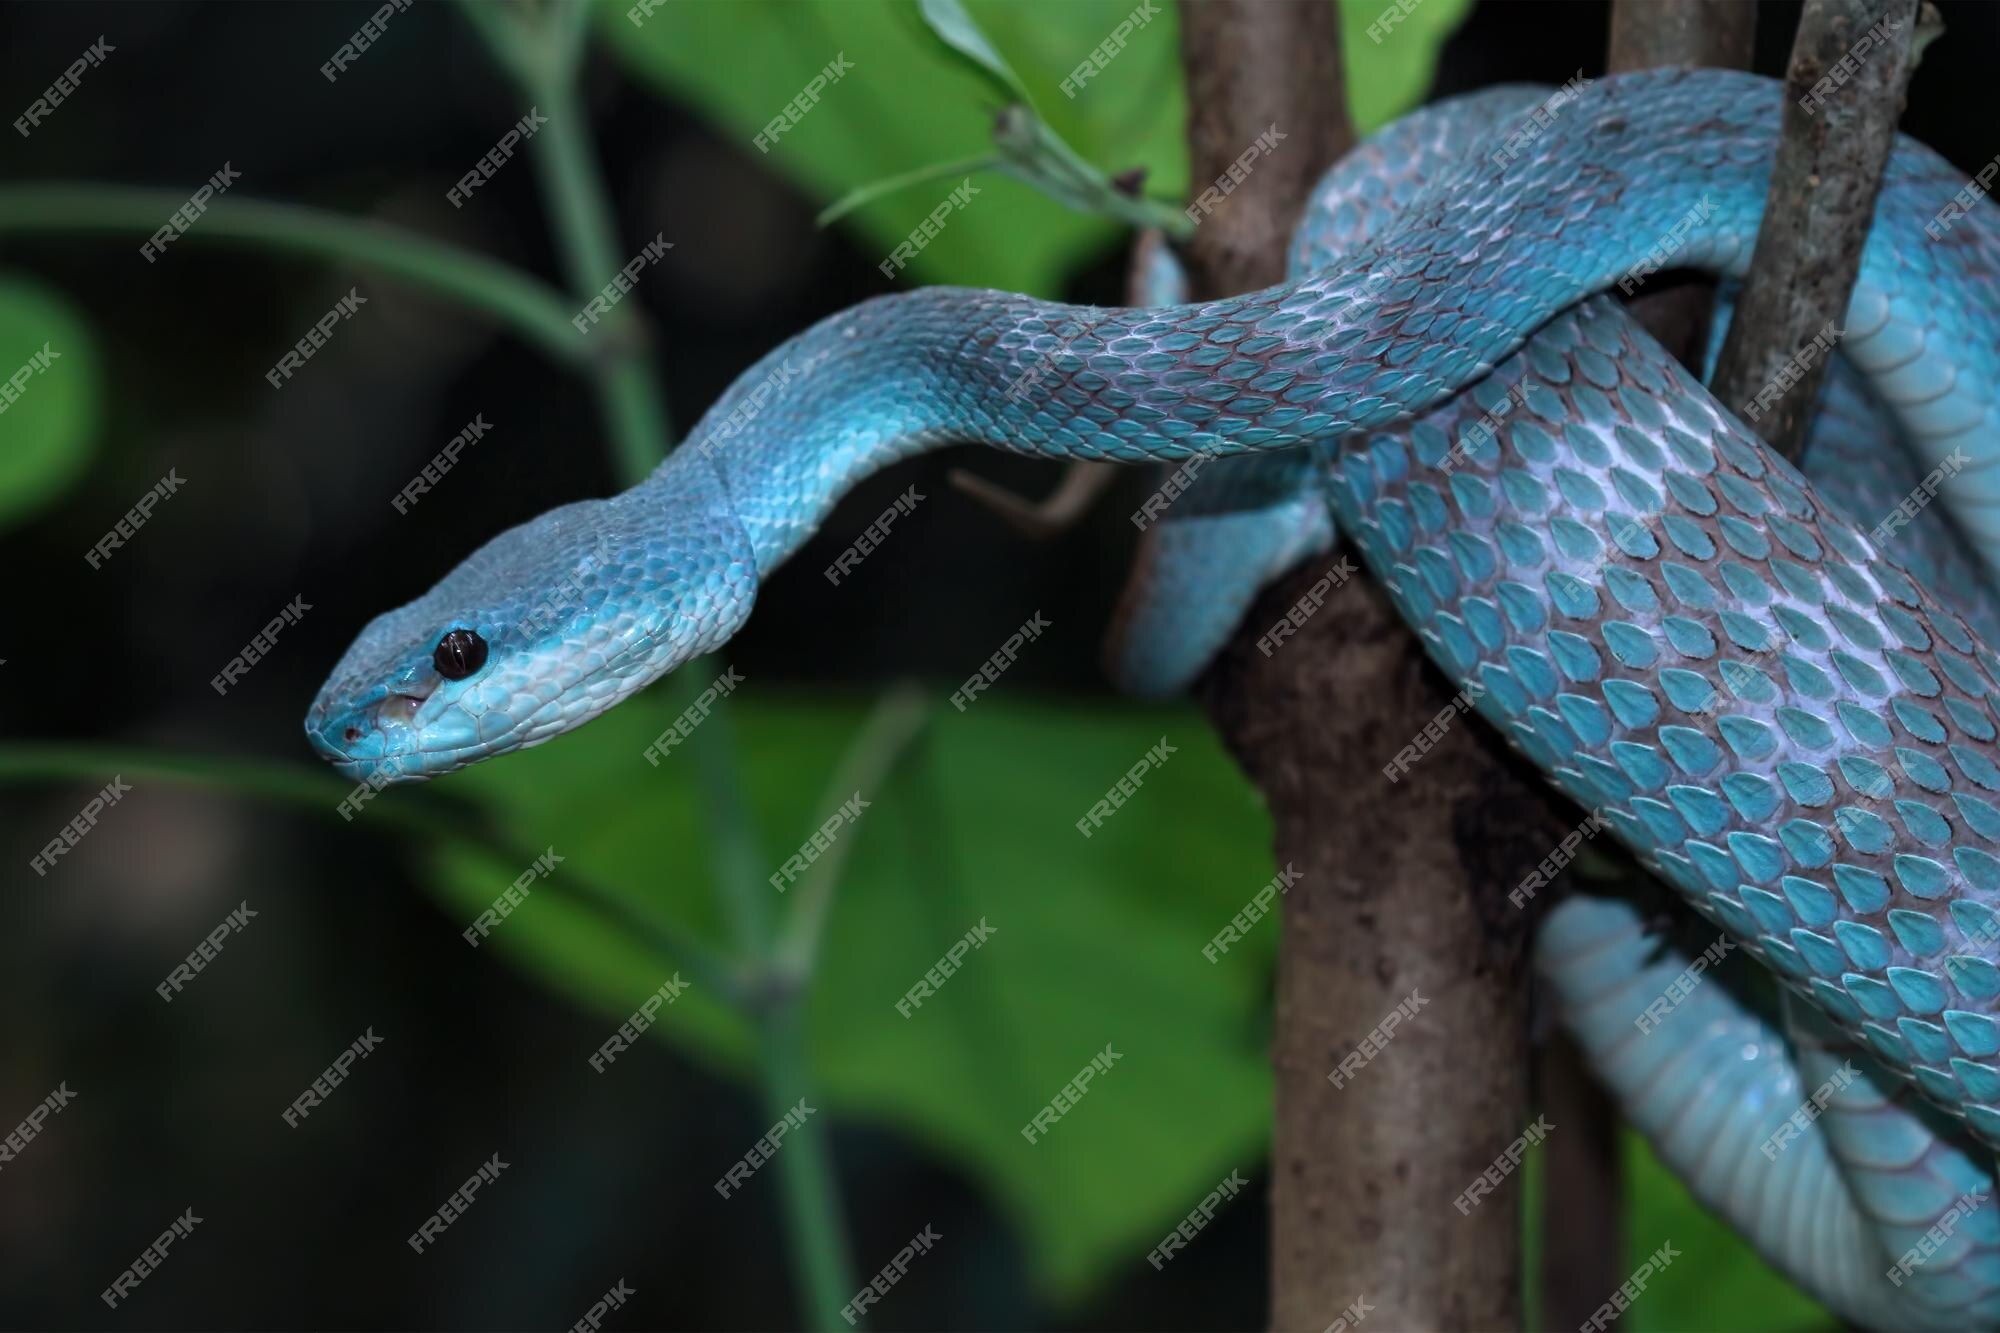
[651,66,1999,584]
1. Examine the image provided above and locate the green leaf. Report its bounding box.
[423,690,1276,1298]
[0,274,101,530]
[603,0,1474,293]
[915,0,1033,106]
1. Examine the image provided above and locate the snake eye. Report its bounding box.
[433,628,488,680]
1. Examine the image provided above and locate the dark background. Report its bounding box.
[2,1,1996,1329]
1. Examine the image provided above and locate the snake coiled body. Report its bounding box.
[309,69,2000,1326]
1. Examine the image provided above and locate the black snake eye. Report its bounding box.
[433,628,488,680]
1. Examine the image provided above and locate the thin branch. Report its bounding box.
[0,185,588,368]
[1708,0,1930,459]
[0,744,747,1002]
[772,683,931,983]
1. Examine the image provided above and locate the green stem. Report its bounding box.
[755,1002,858,1331]
[0,745,746,1003]
[453,12,853,1327]
[0,186,587,368]
[774,684,930,982]
[523,73,672,485]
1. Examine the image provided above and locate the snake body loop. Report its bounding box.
[309,68,2000,1325]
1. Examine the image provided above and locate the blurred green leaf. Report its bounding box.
[916,0,1034,106]
[600,0,1472,295]
[0,274,101,530]
[425,690,1277,1299]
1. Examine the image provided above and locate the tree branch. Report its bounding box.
[1708,0,1929,459]
[1173,5,1570,1329]
[1605,0,1757,367]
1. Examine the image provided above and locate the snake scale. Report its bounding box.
[308,70,2000,1326]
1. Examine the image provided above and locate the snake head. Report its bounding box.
[305,456,757,784]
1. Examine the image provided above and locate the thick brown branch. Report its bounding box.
[1605,0,1756,368]
[1174,4,1568,1329]
[1708,0,1927,459]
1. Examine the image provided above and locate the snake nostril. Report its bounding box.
[344,726,361,743]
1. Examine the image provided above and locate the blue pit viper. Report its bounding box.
[307,70,2000,1327]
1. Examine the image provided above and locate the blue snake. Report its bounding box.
[308,70,2000,1325]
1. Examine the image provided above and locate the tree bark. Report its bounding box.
[1605,0,1758,366]
[1708,0,1927,460]
[1174,4,1570,1329]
